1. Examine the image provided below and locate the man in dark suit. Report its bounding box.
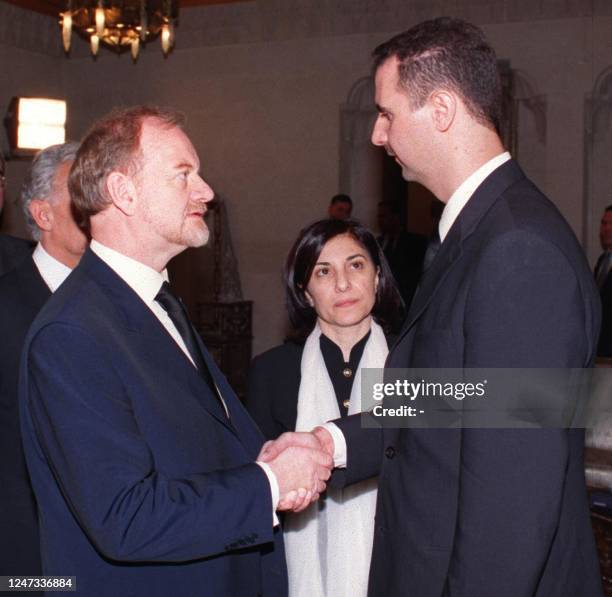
[377,199,427,307]
[0,142,85,588]
[0,152,34,275]
[265,18,603,596]
[596,205,612,357]
[19,106,331,596]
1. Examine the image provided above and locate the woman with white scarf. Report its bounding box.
[247,219,403,597]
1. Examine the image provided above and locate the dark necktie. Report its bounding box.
[410,231,442,309]
[155,282,228,417]
[422,230,441,272]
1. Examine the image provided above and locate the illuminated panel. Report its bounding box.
[16,98,67,150]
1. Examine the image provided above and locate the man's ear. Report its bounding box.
[106,171,138,216]
[29,199,53,232]
[429,90,456,132]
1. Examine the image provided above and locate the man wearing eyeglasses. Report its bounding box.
[0,153,34,276]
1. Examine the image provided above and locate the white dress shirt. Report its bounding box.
[90,240,280,519]
[438,151,511,242]
[324,151,512,467]
[33,243,72,292]
[90,240,194,362]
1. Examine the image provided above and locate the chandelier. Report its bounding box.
[60,0,179,60]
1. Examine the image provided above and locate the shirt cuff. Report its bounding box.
[256,461,280,527]
[321,422,347,468]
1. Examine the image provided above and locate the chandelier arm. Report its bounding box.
[59,0,177,58]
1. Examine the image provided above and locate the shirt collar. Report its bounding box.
[438,152,511,242]
[90,239,169,306]
[32,242,73,293]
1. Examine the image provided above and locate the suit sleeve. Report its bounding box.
[22,321,275,563]
[443,229,594,596]
[329,413,384,488]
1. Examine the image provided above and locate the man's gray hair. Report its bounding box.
[21,142,79,240]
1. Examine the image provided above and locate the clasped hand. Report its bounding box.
[258,427,335,512]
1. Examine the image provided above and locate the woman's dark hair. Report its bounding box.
[284,218,404,337]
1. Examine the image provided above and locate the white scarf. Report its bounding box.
[284,320,387,597]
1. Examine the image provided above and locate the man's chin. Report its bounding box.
[188,230,210,248]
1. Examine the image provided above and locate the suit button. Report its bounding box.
[385,446,395,459]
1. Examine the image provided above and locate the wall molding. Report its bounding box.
[1,0,607,57]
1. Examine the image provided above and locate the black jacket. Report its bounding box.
[0,256,49,583]
[246,341,303,440]
[0,233,33,277]
[334,160,602,597]
[595,253,612,357]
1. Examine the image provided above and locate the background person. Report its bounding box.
[247,218,402,597]
[376,199,427,307]
[596,204,612,357]
[0,142,85,589]
[0,152,34,275]
[327,193,353,220]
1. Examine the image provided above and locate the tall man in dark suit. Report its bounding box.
[0,153,34,275]
[265,17,603,596]
[0,142,86,587]
[19,106,331,596]
[596,205,612,357]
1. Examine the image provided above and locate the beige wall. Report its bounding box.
[0,51,62,235]
[1,1,611,354]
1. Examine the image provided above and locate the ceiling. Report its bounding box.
[2,0,250,18]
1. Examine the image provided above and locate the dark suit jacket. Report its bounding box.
[0,257,49,583]
[595,253,612,357]
[246,341,303,440]
[335,160,603,597]
[0,233,34,276]
[19,249,287,597]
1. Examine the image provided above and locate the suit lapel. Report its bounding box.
[14,257,52,314]
[194,334,264,456]
[80,250,239,436]
[390,159,527,353]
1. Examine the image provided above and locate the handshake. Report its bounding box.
[258,427,335,513]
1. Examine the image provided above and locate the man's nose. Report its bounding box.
[194,176,215,203]
[371,117,387,146]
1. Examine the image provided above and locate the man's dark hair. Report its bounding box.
[372,17,501,130]
[284,218,403,336]
[605,205,612,213]
[330,193,352,207]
